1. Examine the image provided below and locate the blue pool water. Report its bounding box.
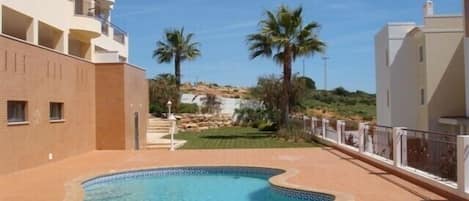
[82,167,334,201]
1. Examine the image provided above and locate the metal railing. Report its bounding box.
[365,125,394,160]
[303,117,312,134]
[403,129,457,182]
[303,115,468,196]
[314,120,323,136]
[341,121,360,149]
[74,0,127,44]
[325,121,338,142]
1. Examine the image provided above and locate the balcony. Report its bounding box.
[99,18,127,45]
[75,0,127,45]
[70,15,101,39]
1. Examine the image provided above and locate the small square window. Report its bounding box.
[50,102,64,120]
[7,101,27,123]
[386,90,390,108]
[420,89,425,105]
[385,48,389,67]
[419,46,424,63]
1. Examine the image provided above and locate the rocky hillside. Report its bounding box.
[181,82,249,99]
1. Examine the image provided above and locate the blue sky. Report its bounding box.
[112,0,461,93]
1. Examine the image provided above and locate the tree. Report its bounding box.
[297,76,316,90]
[247,5,325,127]
[332,87,350,96]
[153,28,201,94]
[200,93,222,114]
[250,74,310,114]
[148,74,178,116]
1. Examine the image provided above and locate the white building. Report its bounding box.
[0,0,128,62]
[375,0,467,133]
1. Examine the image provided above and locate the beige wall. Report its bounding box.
[95,63,148,150]
[425,32,466,132]
[0,35,96,174]
[389,34,419,129]
[377,14,466,133]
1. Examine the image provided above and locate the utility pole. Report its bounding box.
[302,59,305,77]
[322,56,329,91]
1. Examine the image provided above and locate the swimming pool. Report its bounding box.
[82,166,335,201]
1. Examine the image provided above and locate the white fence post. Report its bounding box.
[322,119,328,138]
[457,135,469,193]
[303,115,307,132]
[310,116,315,135]
[358,123,368,153]
[392,127,406,167]
[401,129,407,166]
[337,120,344,144]
[169,115,177,151]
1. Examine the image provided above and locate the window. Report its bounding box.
[385,48,389,67]
[50,102,64,121]
[7,101,27,123]
[420,88,425,105]
[419,46,424,63]
[386,90,390,108]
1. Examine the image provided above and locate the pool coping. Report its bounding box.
[63,164,355,201]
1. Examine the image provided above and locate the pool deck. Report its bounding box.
[0,147,450,201]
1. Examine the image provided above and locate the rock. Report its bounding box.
[199,126,209,131]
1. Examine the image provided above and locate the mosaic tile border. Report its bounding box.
[81,166,335,201]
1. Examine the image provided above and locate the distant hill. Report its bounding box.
[180,82,376,121]
[181,82,249,99]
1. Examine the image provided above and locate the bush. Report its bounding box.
[149,103,166,116]
[179,103,198,113]
[258,121,279,131]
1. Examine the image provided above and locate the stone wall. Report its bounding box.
[178,114,233,132]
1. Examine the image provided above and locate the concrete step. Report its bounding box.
[148,124,171,126]
[145,140,186,150]
[148,125,171,128]
[147,128,170,131]
[148,119,171,122]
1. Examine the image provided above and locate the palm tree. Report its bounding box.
[153,28,201,93]
[247,5,325,127]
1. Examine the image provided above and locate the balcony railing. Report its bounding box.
[74,0,127,44]
[99,18,127,44]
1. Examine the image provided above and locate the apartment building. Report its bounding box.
[375,0,466,133]
[0,0,148,174]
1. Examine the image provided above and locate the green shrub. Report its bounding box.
[258,121,279,131]
[179,103,199,113]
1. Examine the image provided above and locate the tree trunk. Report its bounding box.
[280,47,292,128]
[175,54,181,91]
[174,54,181,112]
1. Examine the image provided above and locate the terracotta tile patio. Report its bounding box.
[0,147,449,201]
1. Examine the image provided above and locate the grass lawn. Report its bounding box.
[169,127,322,149]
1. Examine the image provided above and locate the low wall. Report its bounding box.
[177,114,233,132]
[318,136,467,201]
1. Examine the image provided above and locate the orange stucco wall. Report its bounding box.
[0,35,148,174]
[0,35,97,174]
[95,63,148,150]
[123,64,148,150]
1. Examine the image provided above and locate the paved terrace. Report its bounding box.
[0,148,449,201]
